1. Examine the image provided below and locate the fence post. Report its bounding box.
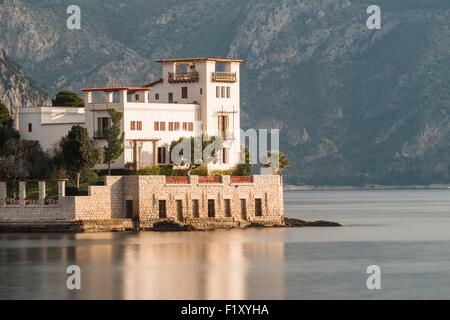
[19,181,26,207]
[58,180,66,198]
[0,182,6,207]
[39,181,46,206]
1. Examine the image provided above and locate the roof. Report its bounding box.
[155,57,244,64]
[81,86,149,92]
[143,78,163,88]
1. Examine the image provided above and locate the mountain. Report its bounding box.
[1,0,450,185]
[0,49,51,128]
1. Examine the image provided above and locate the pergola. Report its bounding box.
[127,138,161,172]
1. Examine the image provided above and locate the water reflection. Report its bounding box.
[0,230,285,300]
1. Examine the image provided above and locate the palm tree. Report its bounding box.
[262,151,290,175]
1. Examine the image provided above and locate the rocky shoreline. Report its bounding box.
[0,217,341,233]
[283,217,342,227]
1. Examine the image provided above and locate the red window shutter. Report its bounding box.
[137,121,142,130]
[154,122,159,131]
[161,122,166,131]
[169,122,173,131]
[188,122,194,131]
[183,122,187,131]
[175,122,180,130]
[131,121,135,130]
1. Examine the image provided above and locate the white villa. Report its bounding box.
[19,57,243,171]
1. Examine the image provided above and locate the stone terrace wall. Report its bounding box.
[0,181,76,221]
[133,175,284,226]
[0,175,285,228]
[74,176,125,220]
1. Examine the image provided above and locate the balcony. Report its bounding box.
[168,71,199,83]
[212,72,237,83]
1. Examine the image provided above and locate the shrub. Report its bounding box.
[191,165,208,176]
[160,165,176,176]
[82,170,104,185]
[233,163,252,176]
[138,166,161,175]
[210,170,233,176]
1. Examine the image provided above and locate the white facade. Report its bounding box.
[18,57,244,172]
[18,107,85,151]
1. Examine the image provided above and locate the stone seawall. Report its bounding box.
[0,175,285,232]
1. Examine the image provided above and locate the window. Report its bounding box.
[221,86,225,98]
[98,117,111,136]
[125,200,133,219]
[181,87,188,99]
[240,199,247,220]
[174,122,180,130]
[169,122,174,131]
[208,199,215,218]
[188,122,194,131]
[135,94,139,101]
[218,115,229,138]
[255,199,263,216]
[130,121,142,131]
[176,200,183,221]
[224,199,231,218]
[221,148,229,164]
[155,93,159,100]
[226,87,231,98]
[200,88,203,95]
[159,200,167,219]
[168,92,173,103]
[192,200,199,218]
[154,122,165,131]
[28,123,32,132]
[158,147,167,164]
[182,122,188,131]
[216,86,220,98]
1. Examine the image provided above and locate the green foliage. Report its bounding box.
[191,165,208,176]
[0,101,11,126]
[210,170,234,176]
[59,125,101,187]
[233,164,251,176]
[53,90,84,108]
[103,109,125,174]
[138,165,177,176]
[138,165,161,175]
[262,151,290,175]
[232,146,252,176]
[81,170,104,185]
[0,139,51,180]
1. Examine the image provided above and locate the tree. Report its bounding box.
[234,146,252,176]
[0,102,19,148]
[103,109,125,175]
[0,101,11,126]
[53,90,84,108]
[262,151,290,175]
[0,140,50,180]
[60,125,101,188]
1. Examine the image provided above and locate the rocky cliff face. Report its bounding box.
[1,0,449,184]
[0,49,51,128]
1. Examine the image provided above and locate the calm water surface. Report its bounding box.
[1,189,450,299]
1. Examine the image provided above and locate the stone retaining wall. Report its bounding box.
[0,175,284,231]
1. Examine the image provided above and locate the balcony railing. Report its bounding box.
[212,72,237,83]
[168,71,199,83]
